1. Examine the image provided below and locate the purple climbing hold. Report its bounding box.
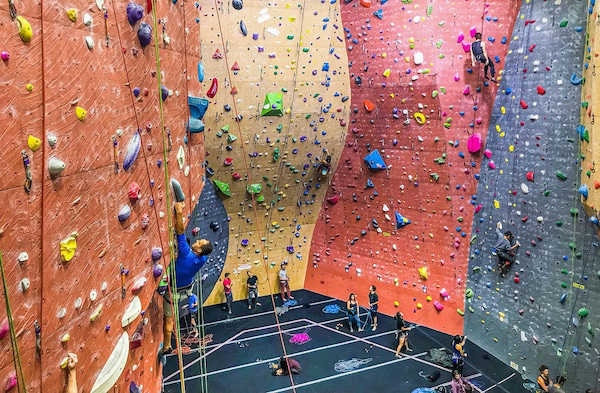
[151,247,162,261]
[161,85,169,101]
[153,264,163,277]
[137,22,152,48]
[130,381,141,393]
[118,205,131,222]
[126,2,144,25]
[123,131,141,171]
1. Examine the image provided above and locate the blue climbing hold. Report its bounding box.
[578,184,589,200]
[373,9,383,19]
[570,73,583,85]
[197,62,205,82]
[366,178,375,188]
[188,96,209,133]
[322,62,330,72]
[395,211,411,229]
[364,149,387,170]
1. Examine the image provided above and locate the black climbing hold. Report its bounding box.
[232,0,243,10]
[240,20,247,36]
[209,222,220,231]
[224,104,231,112]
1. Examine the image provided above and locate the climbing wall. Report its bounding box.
[197,0,351,305]
[305,0,519,334]
[580,1,600,220]
[464,0,600,391]
[0,0,209,391]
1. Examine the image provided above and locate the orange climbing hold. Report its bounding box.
[360,0,372,7]
[363,99,376,112]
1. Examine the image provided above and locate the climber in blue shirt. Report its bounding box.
[173,201,213,289]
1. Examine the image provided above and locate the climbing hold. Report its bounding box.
[413,112,426,124]
[433,301,444,312]
[240,20,248,36]
[90,332,129,393]
[128,182,141,202]
[395,211,411,229]
[0,319,8,339]
[75,106,87,121]
[126,2,144,25]
[16,16,33,43]
[578,184,589,200]
[467,133,482,153]
[27,135,41,152]
[360,0,371,7]
[526,171,534,182]
[137,23,152,48]
[326,194,339,204]
[48,157,66,177]
[364,150,387,170]
[4,372,16,392]
[121,296,141,327]
[123,131,141,171]
[261,92,283,116]
[213,180,232,197]
[570,73,583,85]
[555,170,567,181]
[118,205,131,222]
[232,0,243,10]
[188,96,209,133]
[363,99,376,112]
[160,85,169,101]
[578,308,589,318]
[171,178,185,202]
[418,266,428,280]
[413,51,424,65]
[536,85,546,95]
[373,8,383,19]
[197,62,205,82]
[66,8,78,22]
[520,100,528,109]
[59,232,78,262]
[0,51,8,61]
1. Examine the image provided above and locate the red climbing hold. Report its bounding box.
[360,0,372,7]
[128,182,141,201]
[525,19,536,25]
[536,86,545,95]
[230,86,238,95]
[514,277,520,284]
[326,194,339,205]
[231,61,240,71]
[232,172,241,180]
[526,171,534,182]
[212,48,223,59]
[224,158,233,166]
[207,78,218,98]
[528,44,536,52]
[363,99,376,112]
[520,100,528,109]
[595,181,600,189]
[521,216,528,223]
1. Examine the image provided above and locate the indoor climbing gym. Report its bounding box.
[1,0,600,392]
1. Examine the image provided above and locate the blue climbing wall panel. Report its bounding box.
[465,1,600,391]
[185,177,229,302]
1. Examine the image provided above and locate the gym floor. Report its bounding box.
[162,290,531,393]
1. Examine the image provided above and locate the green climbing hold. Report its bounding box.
[570,208,579,216]
[559,20,568,27]
[256,195,265,203]
[227,134,237,143]
[273,147,280,162]
[261,92,284,116]
[247,183,262,194]
[430,173,440,182]
[561,282,568,288]
[578,308,589,318]
[568,241,576,250]
[287,34,294,39]
[213,180,231,197]
[561,269,569,275]
[465,288,474,298]
[468,306,475,313]
[277,124,283,133]
[555,171,567,181]
[221,124,230,132]
[556,221,563,227]
[544,190,550,197]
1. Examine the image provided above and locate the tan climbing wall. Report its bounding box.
[0,0,205,392]
[580,6,600,218]
[200,1,350,306]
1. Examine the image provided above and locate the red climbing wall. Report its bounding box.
[306,0,519,334]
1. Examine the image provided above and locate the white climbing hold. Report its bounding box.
[536,216,543,223]
[85,36,94,50]
[83,13,92,26]
[48,157,66,176]
[392,244,397,250]
[90,332,129,393]
[413,51,424,65]
[20,278,30,292]
[90,289,97,302]
[382,204,389,212]
[177,146,185,169]
[17,252,29,263]
[90,303,103,321]
[184,165,190,177]
[47,132,57,147]
[74,297,82,309]
[385,214,391,221]
[95,0,104,10]
[520,183,529,194]
[101,281,108,292]
[121,296,141,327]
[56,307,66,319]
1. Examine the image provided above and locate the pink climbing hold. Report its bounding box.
[483,149,492,159]
[0,319,7,340]
[488,160,496,169]
[4,372,16,392]
[326,194,339,204]
[474,204,483,213]
[439,288,449,299]
[454,73,460,81]
[467,133,482,153]
[461,42,471,53]
[463,85,470,95]
[469,26,477,38]
[433,301,444,312]
[457,32,465,43]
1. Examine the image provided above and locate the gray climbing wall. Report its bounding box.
[185,176,229,301]
[465,0,600,391]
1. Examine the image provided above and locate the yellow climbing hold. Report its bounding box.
[394,301,399,307]
[60,232,79,262]
[416,303,422,309]
[60,333,70,343]
[28,135,41,151]
[418,266,428,280]
[493,200,500,209]
[90,303,103,322]
[382,68,391,77]
[501,106,506,114]
[457,309,465,316]
[414,112,426,125]
[495,124,501,133]
[75,106,87,121]
[26,83,33,92]
[426,295,432,302]
[66,8,78,22]
[16,16,33,43]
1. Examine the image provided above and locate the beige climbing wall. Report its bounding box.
[0,0,205,392]
[199,1,350,306]
[581,7,600,218]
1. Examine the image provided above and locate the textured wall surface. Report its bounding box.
[197,0,351,306]
[465,0,600,391]
[0,0,208,391]
[305,0,519,334]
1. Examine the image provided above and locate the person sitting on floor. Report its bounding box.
[451,370,473,393]
[271,356,301,376]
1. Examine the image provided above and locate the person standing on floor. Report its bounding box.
[279,263,293,302]
[470,32,496,82]
[368,285,379,331]
[347,293,362,332]
[394,312,413,357]
[223,272,233,315]
[247,271,261,309]
[451,335,468,373]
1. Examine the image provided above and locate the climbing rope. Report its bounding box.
[147,1,188,391]
[211,1,298,391]
[0,252,27,393]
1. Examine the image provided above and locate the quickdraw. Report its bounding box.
[21,150,32,193]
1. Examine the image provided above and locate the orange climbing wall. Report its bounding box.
[305,0,520,334]
[0,0,205,392]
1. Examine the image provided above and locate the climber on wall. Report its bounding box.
[494,221,520,276]
[317,148,332,178]
[470,32,496,82]
[64,353,78,393]
[161,201,213,357]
